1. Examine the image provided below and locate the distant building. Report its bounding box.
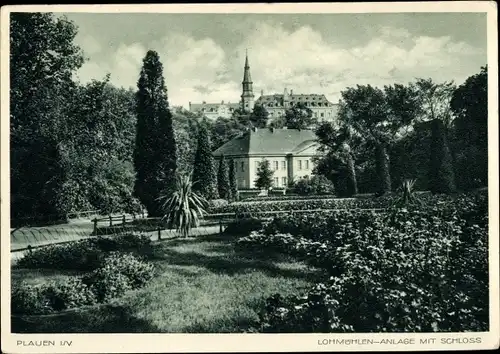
[188,101,239,120]
[212,127,319,189]
[189,51,339,124]
[255,89,339,124]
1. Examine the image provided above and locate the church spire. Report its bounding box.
[241,49,254,112]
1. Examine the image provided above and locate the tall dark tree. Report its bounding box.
[254,159,274,190]
[284,103,316,130]
[10,13,84,223]
[249,104,269,128]
[450,66,488,189]
[192,123,218,200]
[228,158,238,201]
[134,50,177,217]
[429,119,456,194]
[217,155,231,200]
[315,121,359,196]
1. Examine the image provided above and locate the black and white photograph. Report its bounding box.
[1,2,498,353]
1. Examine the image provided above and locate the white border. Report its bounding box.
[1,2,499,353]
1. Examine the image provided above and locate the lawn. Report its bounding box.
[11,233,321,333]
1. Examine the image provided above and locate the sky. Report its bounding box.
[62,12,488,109]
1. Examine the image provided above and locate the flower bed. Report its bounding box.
[238,191,488,332]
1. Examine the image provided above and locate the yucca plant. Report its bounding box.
[160,173,208,238]
[394,178,421,207]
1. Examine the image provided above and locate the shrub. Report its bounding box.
[16,233,152,271]
[83,252,154,302]
[207,199,229,211]
[11,278,98,315]
[224,218,264,237]
[16,240,106,271]
[293,175,335,196]
[44,277,97,311]
[11,283,52,315]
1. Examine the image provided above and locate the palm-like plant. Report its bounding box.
[160,173,208,238]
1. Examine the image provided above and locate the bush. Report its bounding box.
[224,218,264,237]
[240,192,488,332]
[11,283,52,315]
[83,252,154,302]
[293,175,335,196]
[16,233,152,270]
[207,199,229,211]
[44,277,97,311]
[11,278,97,315]
[16,240,106,271]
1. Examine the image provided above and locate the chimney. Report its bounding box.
[290,89,293,96]
[221,100,224,104]
[261,89,264,97]
[202,101,206,104]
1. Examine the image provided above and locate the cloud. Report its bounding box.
[74,22,486,109]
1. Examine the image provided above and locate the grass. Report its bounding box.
[12,233,321,333]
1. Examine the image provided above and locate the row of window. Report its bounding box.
[233,160,313,173]
[268,110,334,118]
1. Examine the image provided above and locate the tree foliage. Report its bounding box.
[228,158,238,201]
[192,123,218,200]
[284,103,316,130]
[249,104,270,128]
[429,119,456,194]
[217,155,231,200]
[134,50,177,217]
[254,159,274,190]
[10,13,84,222]
[450,66,488,189]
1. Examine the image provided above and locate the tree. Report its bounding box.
[192,123,218,200]
[254,159,274,190]
[65,77,137,215]
[414,78,456,128]
[429,119,456,194]
[249,104,269,128]
[134,50,177,217]
[10,13,84,222]
[450,66,488,189]
[209,116,249,150]
[228,158,238,201]
[338,84,421,196]
[284,103,316,129]
[315,121,359,196]
[161,173,208,238]
[217,155,231,200]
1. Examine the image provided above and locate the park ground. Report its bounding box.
[11,233,320,333]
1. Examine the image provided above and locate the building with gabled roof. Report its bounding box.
[213,127,319,189]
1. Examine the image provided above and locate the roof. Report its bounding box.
[213,128,317,157]
[189,102,240,112]
[255,93,336,108]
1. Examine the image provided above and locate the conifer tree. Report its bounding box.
[192,123,218,199]
[134,50,177,216]
[217,155,231,200]
[228,158,238,201]
[429,119,456,194]
[254,159,274,190]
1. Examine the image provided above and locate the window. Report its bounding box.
[274,161,279,170]
[305,160,309,170]
[239,179,246,188]
[282,177,287,187]
[281,161,286,170]
[240,161,244,172]
[321,113,324,117]
[298,160,303,170]
[273,177,279,187]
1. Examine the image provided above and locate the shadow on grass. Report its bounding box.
[11,304,161,333]
[150,234,322,282]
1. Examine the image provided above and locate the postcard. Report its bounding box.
[1,2,498,353]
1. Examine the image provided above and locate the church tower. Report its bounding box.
[240,50,255,112]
